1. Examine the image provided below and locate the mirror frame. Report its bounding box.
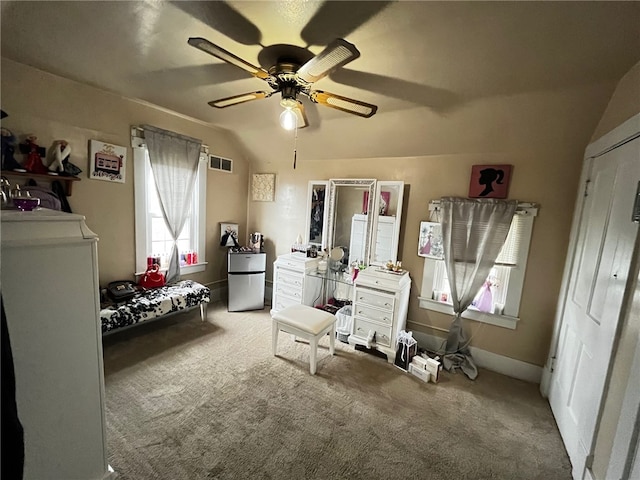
[304,180,329,250]
[326,178,376,266]
[369,180,405,266]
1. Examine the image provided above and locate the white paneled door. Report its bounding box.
[549,134,639,479]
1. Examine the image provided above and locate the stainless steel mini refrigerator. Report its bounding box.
[227,251,267,311]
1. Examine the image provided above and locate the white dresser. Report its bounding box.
[348,268,411,362]
[1,209,113,480]
[271,253,321,313]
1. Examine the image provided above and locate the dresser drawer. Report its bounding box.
[352,318,392,347]
[275,282,303,300]
[353,304,393,325]
[275,269,304,290]
[355,288,395,311]
[274,253,318,272]
[356,270,408,291]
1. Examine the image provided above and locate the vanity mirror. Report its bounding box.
[369,181,405,266]
[326,179,376,268]
[305,180,329,249]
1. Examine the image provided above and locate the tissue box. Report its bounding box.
[409,364,431,383]
[412,355,429,370]
[426,358,442,383]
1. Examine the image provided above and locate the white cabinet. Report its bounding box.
[348,268,411,362]
[271,253,321,313]
[350,214,396,265]
[1,209,113,480]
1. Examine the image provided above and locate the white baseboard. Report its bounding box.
[411,330,543,383]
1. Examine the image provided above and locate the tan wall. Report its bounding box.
[246,80,622,368]
[590,61,640,143]
[1,59,249,286]
[590,60,640,480]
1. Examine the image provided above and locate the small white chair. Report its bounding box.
[272,304,336,375]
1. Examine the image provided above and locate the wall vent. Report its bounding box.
[209,155,233,173]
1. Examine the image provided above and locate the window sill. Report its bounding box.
[417,297,519,330]
[135,262,208,276]
[181,262,207,274]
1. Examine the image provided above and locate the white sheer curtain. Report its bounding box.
[441,197,517,379]
[144,125,202,284]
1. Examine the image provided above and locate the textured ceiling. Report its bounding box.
[1,1,639,163]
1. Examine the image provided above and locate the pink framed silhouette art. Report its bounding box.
[468,164,512,199]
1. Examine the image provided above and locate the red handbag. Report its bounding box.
[139,264,166,289]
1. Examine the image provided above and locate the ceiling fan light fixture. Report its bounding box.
[280,97,298,109]
[189,36,377,126]
[280,108,298,131]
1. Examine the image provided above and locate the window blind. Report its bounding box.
[495,214,522,266]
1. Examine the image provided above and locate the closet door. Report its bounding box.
[548,134,639,479]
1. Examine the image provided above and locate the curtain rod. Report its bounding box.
[130,126,209,154]
[428,200,538,216]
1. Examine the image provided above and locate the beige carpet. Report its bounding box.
[102,302,572,480]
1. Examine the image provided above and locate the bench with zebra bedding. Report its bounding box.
[100,280,210,334]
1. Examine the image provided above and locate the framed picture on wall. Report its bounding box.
[418,221,444,259]
[251,173,275,201]
[88,140,127,183]
[468,164,512,198]
[220,223,239,247]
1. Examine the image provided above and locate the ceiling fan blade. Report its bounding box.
[208,91,271,108]
[293,101,309,128]
[309,90,377,118]
[188,37,271,80]
[296,38,360,84]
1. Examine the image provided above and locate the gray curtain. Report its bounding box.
[441,197,517,379]
[144,125,202,284]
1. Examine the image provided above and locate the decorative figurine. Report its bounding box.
[1,128,23,171]
[48,139,82,176]
[48,140,71,174]
[19,135,48,174]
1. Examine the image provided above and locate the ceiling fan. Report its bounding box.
[187,37,378,129]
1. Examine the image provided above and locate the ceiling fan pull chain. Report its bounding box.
[293,124,299,169]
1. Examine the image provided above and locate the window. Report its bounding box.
[134,147,207,275]
[419,204,537,329]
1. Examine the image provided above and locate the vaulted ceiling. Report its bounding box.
[2,1,639,164]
